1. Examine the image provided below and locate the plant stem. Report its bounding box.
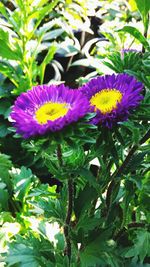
[57,143,73,262]
[106,128,150,209]
[57,144,63,166]
[64,179,74,264]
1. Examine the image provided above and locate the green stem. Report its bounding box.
[57,144,63,166]
[64,179,74,264]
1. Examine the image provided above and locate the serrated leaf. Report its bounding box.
[30,198,65,221]
[5,233,55,266]
[80,230,119,267]
[74,183,98,218]
[76,215,100,232]
[0,29,21,60]
[123,152,147,173]
[5,243,43,267]
[28,184,57,198]
[125,230,150,263]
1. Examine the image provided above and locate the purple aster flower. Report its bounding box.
[80,73,144,128]
[120,48,142,59]
[11,84,89,138]
[121,48,141,54]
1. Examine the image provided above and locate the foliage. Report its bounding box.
[0,0,150,267]
[0,0,59,94]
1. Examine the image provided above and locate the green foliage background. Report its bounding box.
[0,0,150,266]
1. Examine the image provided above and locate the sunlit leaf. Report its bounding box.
[134,0,150,30]
[39,44,56,83]
[118,26,150,50]
[12,166,36,203]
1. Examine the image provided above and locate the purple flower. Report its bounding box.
[120,48,142,59]
[11,84,89,138]
[80,74,144,128]
[121,48,141,54]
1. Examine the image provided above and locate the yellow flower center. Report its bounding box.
[35,102,69,124]
[90,89,122,114]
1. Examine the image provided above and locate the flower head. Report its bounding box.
[80,73,143,128]
[11,84,89,138]
[120,48,142,59]
[121,48,141,54]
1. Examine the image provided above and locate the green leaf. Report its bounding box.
[125,230,150,263]
[0,124,9,138]
[123,152,147,173]
[74,184,98,219]
[43,29,64,41]
[63,146,85,170]
[114,129,125,146]
[80,230,119,267]
[27,0,59,40]
[134,0,150,17]
[128,263,150,267]
[0,61,19,86]
[118,26,150,50]
[132,127,140,144]
[80,253,107,267]
[0,29,22,60]
[32,0,52,8]
[76,214,100,232]
[79,168,98,188]
[0,101,11,118]
[0,211,13,224]
[0,187,9,210]
[0,153,12,190]
[5,243,43,267]
[134,0,150,30]
[103,61,120,73]
[39,45,57,83]
[4,233,55,266]
[71,58,93,67]
[28,184,57,198]
[128,0,138,11]
[0,2,9,19]
[30,198,66,222]
[12,166,35,203]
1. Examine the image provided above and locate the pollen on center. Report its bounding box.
[90,89,123,114]
[35,102,69,124]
